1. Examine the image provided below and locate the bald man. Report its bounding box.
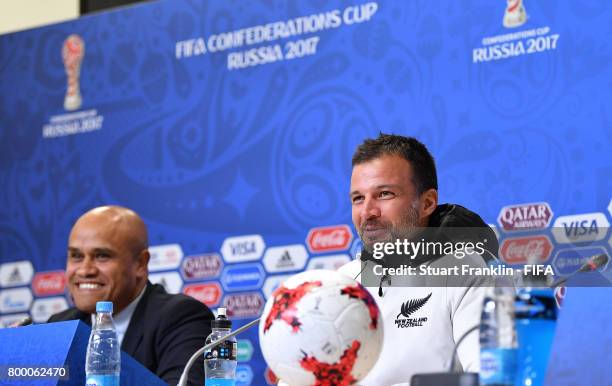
[48,206,214,386]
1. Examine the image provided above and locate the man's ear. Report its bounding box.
[419,188,438,221]
[136,249,150,277]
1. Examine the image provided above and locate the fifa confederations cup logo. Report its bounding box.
[62,34,85,111]
[503,0,527,28]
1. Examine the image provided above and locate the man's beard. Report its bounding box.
[359,202,421,253]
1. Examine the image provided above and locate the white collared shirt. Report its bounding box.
[90,285,147,346]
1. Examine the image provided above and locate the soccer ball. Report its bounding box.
[258,269,384,386]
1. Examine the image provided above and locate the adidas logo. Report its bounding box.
[8,268,22,284]
[276,251,294,268]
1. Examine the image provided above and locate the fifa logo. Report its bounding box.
[503,0,527,28]
[62,34,85,111]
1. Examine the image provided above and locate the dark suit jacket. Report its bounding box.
[48,282,214,386]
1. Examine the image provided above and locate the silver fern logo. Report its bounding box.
[395,293,432,328]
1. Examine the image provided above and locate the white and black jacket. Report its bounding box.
[338,204,497,386]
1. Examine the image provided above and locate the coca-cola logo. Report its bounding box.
[32,271,66,296]
[183,283,222,307]
[500,235,553,264]
[181,254,223,280]
[497,202,553,231]
[306,225,353,253]
[222,292,264,319]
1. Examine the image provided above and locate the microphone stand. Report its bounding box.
[177,317,261,386]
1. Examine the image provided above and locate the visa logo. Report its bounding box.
[563,220,599,237]
[231,242,256,255]
[552,212,610,244]
[221,235,265,263]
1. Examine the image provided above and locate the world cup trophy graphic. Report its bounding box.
[503,0,527,28]
[62,34,85,111]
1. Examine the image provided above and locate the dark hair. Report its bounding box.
[352,133,438,194]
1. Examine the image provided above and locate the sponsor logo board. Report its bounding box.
[263,244,308,273]
[183,283,222,307]
[181,253,223,280]
[236,364,253,386]
[222,292,264,319]
[306,225,353,253]
[148,244,183,271]
[552,246,609,276]
[0,313,30,328]
[552,212,610,244]
[149,271,184,294]
[497,202,553,232]
[31,297,69,323]
[500,235,553,264]
[237,339,254,362]
[221,263,265,292]
[221,235,265,263]
[0,260,34,288]
[32,271,66,297]
[306,254,351,271]
[0,287,33,313]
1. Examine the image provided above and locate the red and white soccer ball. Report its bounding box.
[258,269,384,386]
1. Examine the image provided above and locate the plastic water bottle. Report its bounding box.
[480,284,518,386]
[204,308,237,386]
[86,301,120,386]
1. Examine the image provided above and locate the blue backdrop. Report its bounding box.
[1,0,611,385]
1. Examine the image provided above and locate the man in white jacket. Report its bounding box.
[336,133,497,386]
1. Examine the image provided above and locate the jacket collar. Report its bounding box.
[121,281,155,354]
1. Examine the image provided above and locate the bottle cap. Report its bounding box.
[212,307,232,329]
[96,301,113,313]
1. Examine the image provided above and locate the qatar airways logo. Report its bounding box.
[181,253,223,280]
[497,202,553,232]
[306,225,353,253]
[223,292,264,319]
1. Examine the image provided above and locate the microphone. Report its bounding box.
[578,253,608,272]
[410,324,480,386]
[177,317,260,386]
[550,253,609,288]
[8,316,32,328]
